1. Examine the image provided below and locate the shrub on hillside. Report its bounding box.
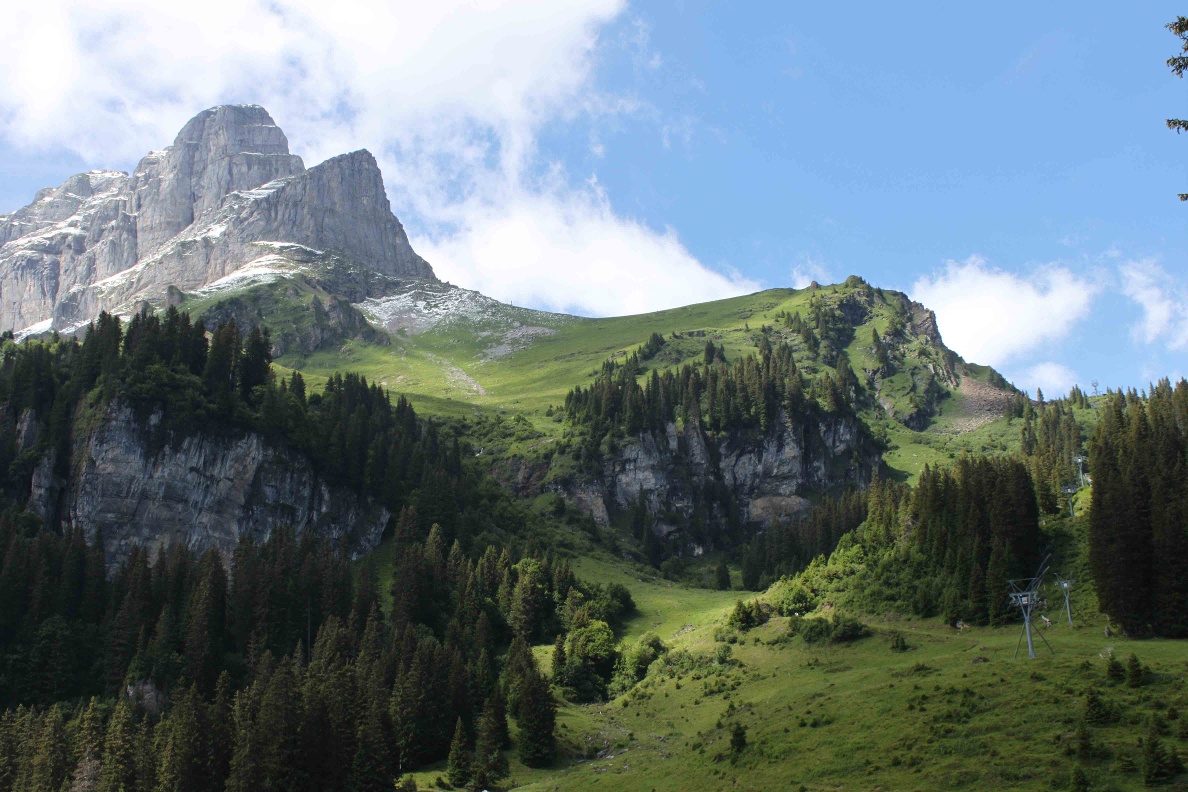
[727,599,770,631]
[793,613,870,645]
[774,582,818,616]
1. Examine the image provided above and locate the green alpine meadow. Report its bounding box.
[1,8,1187,792]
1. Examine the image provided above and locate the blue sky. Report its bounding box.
[0,1,1184,395]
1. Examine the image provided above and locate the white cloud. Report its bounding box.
[1119,259,1188,350]
[1009,362,1079,397]
[910,255,1099,367]
[0,0,751,316]
[790,255,832,289]
[421,185,759,316]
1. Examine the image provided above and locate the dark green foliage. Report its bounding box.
[1074,720,1097,760]
[609,633,667,697]
[446,718,471,788]
[551,634,567,686]
[98,700,136,792]
[829,457,1043,626]
[1085,689,1115,726]
[727,599,769,631]
[1069,764,1090,792]
[0,495,605,792]
[730,722,747,754]
[515,664,556,768]
[1127,653,1146,688]
[887,631,909,652]
[471,699,509,789]
[796,613,869,645]
[1088,382,1188,636]
[1167,16,1188,200]
[743,491,867,585]
[1144,718,1176,785]
[715,560,731,591]
[560,620,617,703]
[1107,655,1127,684]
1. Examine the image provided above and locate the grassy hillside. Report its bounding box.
[176,272,1177,790]
[397,516,1187,792]
[184,273,1070,484]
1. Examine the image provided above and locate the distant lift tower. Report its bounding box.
[1056,578,1075,626]
[1009,557,1056,660]
[1062,485,1077,517]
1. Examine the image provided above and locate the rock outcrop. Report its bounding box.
[0,105,434,336]
[556,410,880,545]
[131,105,306,256]
[28,403,388,570]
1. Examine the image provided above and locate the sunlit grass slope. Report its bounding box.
[398,561,1188,792]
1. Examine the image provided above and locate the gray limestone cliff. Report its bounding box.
[507,410,880,551]
[0,105,434,335]
[27,403,389,570]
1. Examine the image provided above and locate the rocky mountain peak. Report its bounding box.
[131,105,306,256]
[172,104,294,156]
[0,104,435,336]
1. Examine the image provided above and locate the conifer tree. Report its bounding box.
[98,700,137,792]
[490,688,511,750]
[551,634,568,686]
[515,665,557,768]
[207,672,234,789]
[446,717,471,788]
[347,701,393,792]
[715,560,731,591]
[156,686,203,792]
[25,705,70,792]
[225,688,262,792]
[183,550,226,695]
[470,699,508,791]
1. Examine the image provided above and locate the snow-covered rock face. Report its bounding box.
[0,104,435,335]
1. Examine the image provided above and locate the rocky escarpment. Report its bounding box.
[26,404,389,570]
[0,105,434,335]
[552,410,880,544]
[196,282,391,358]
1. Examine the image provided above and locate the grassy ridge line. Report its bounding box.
[273,281,1030,481]
[220,277,1099,484]
[285,288,805,416]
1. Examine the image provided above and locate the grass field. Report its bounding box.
[398,559,1188,792]
[290,276,1161,791]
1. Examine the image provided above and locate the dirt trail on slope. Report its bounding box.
[426,353,487,396]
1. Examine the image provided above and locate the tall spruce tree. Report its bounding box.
[470,699,508,791]
[98,700,137,792]
[446,717,471,788]
[515,665,557,768]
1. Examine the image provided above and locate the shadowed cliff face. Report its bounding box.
[26,403,389,571]
[498,409,880,553]
[0,104,434,335]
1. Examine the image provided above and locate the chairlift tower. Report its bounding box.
[1056,578,1075,626]
[1008,557,1056,660]
[1062,484,1077,518]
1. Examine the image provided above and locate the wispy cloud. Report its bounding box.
[1119,258,1188,350]
[0,0,754,316]
[1008,361,1080,397]
[790,254,832,289]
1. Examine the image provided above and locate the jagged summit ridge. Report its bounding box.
[0,104,434,335]
[131,104,306,256]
